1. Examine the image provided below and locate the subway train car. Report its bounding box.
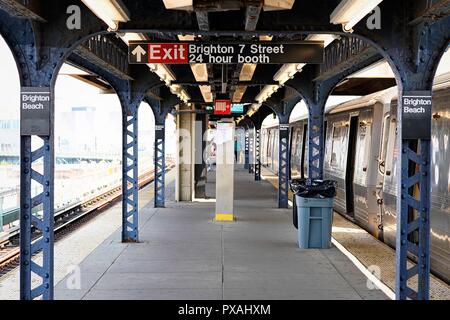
[261,72,450,283]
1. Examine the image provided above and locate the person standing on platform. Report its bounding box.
[234,137,241,163]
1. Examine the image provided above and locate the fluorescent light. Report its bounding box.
[190,64,208,82]
[330,0,383,32]
[274,63,303,85]
[259,35,273,41]
[199,85,213,103]
[263,0,295,11]
[121,32,146,43]
[256,85,279,103]
[233,86,247,103]
[178,35,196,41]
[163,0,193,10]
[306,34,337,48]
[81,0,130,30]
[171,85,190,103]
[239,64,257,81]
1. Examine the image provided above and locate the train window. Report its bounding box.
[290,129,302,178]
[354,121,372,180]
[330,124,346,167]
[302,124,308,178]
[385,118,397,176]
[378,114,391,174]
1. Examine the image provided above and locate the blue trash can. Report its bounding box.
[295,196,334,249]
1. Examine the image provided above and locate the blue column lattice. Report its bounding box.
[308,109,325,179]
[122,111,139,242]
[255,129,261,181]
[244,130,250,169]
[278,124,290,208]
[154,125,165,208]
[20,135,55,300]
[396,140,431,300]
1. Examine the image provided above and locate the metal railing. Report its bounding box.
[319,37,372,77]
[80,34,129,76]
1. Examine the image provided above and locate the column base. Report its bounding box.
[214,213,235,222]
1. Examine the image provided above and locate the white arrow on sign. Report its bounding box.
[132,45,146,62]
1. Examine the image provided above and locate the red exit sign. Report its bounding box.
[130,43,189,64]
[214,100,231,115]
[147,43,189,64]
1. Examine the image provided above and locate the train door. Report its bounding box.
[301,124,308,178]
[345,116,359,216]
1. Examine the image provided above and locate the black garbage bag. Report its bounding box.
[290,179,337,199]
[291,179,337,229]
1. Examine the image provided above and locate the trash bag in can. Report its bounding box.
[290,179,337,229]
[290,179,337,248]
[290,179,337,199]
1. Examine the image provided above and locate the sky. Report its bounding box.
[0,35,163,158]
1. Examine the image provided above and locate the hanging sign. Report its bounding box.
[214,100,231,115]
[20,87,51,136]
[129,41,324,65]
[155,125,165,139]
[402,91,432,140]
[231,104,244,114]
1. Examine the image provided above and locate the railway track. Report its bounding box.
[0,165,173,276]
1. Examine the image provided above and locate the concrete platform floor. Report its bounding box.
[54,167,387,300]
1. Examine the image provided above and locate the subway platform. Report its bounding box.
[51,167,387,300]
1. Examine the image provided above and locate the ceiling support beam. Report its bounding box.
[172,81,280,86]
[410,0,450,25]
[245,3,262,31]
[196,10,210,31]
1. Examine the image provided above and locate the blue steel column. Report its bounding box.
[244,130,250,170]
[396,92,432,300]
[122,108,139,242]
[278,123,290,208]
[20,134,55,300]
[154,123,165,208]
[255,128,261,181]
[308,105,325,179]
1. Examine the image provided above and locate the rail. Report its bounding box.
[0,163,174,272]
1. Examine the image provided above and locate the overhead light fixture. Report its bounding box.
[178,34,196,41]
[306,34,337,48]
[263,0,295,11]
[120,32,146,43]
[259,35,273,41]
[256,85,279,104]
[233,86,247,103]
[163,0,193,10]
[330,0,383,32]
[239,63,257,81]
[81,0,130,31]
[191,64,208,82]
[199,85,213,103]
